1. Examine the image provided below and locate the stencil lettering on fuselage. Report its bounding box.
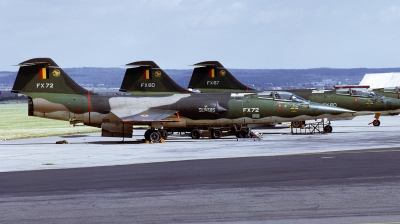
[243,108,259,113]
[140,83,155,87]
[36,83,54,88]
[207,81,219,85]
[323,103,337,107]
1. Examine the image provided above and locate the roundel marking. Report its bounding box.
[52,69,61,77]
[155,70,162,77]
[220,70,226,76]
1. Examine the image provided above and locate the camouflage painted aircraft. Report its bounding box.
[119,60,356,137]
[289,86,400,127]
[187,61,400,129]
[373,87,400,99]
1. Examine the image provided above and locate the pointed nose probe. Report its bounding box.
[310,104,356,115]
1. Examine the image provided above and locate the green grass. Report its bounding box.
[0,102,100,140]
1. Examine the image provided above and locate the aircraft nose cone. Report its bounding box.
[310,104,355,115]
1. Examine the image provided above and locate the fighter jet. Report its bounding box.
[289,86,400,127]
[373,87,400,99]
[119,60,355,137]
[187,61,400,129]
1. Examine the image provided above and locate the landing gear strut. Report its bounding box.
[368,113,381,126]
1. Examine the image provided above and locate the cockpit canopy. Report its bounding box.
[258,91,309,103]
[336,88,383,98]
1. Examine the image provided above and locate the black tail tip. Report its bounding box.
[193,61,224,68]
[18,58,59,67]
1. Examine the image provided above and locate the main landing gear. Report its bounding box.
[144,129,168,142]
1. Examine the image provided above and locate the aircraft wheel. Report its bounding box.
[235,131,243,138]
[144,129,152,140]
[372,120,380,126]
[191,129,201,139]
[211,129,222,139]
[240,129,249,138]
[159,129,168,139]
[149,130,161,142]
[324,125,333,133]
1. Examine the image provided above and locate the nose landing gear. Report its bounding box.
[323,125,333,133]
[368,113,381,126]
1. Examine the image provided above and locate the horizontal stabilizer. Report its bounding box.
[125,61,160,68]
[17,58,60,68]
[192,61,224,69]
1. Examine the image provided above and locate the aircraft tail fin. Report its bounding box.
[188,61,256,93]
[119,61,188,94]
[12,58,87,94]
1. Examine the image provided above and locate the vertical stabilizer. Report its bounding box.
[12,58,86,94]
[119,61,188,94]
[188,61,256,93]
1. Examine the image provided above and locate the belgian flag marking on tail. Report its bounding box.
[39,68,48,79]
[143,69,151,79]
[209,69,215,78]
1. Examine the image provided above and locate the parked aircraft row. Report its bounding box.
[11,58,400,141]
[183,61,400,127]
[121,60,400,130]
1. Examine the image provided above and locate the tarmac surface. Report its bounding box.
[1,115,400,223]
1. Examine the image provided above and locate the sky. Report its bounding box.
[1,0,400,71]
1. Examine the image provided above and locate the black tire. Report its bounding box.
[191,129,201,139]
[159,129,168,139]
[373,120,380,126]
[240,129,249,138]
[324,125,333,133]
[235,131,243,138]
[211,129,222,139]
[149,130,161,142]
[144,129,152,140]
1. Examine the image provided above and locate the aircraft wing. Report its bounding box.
[111,108,179,123]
